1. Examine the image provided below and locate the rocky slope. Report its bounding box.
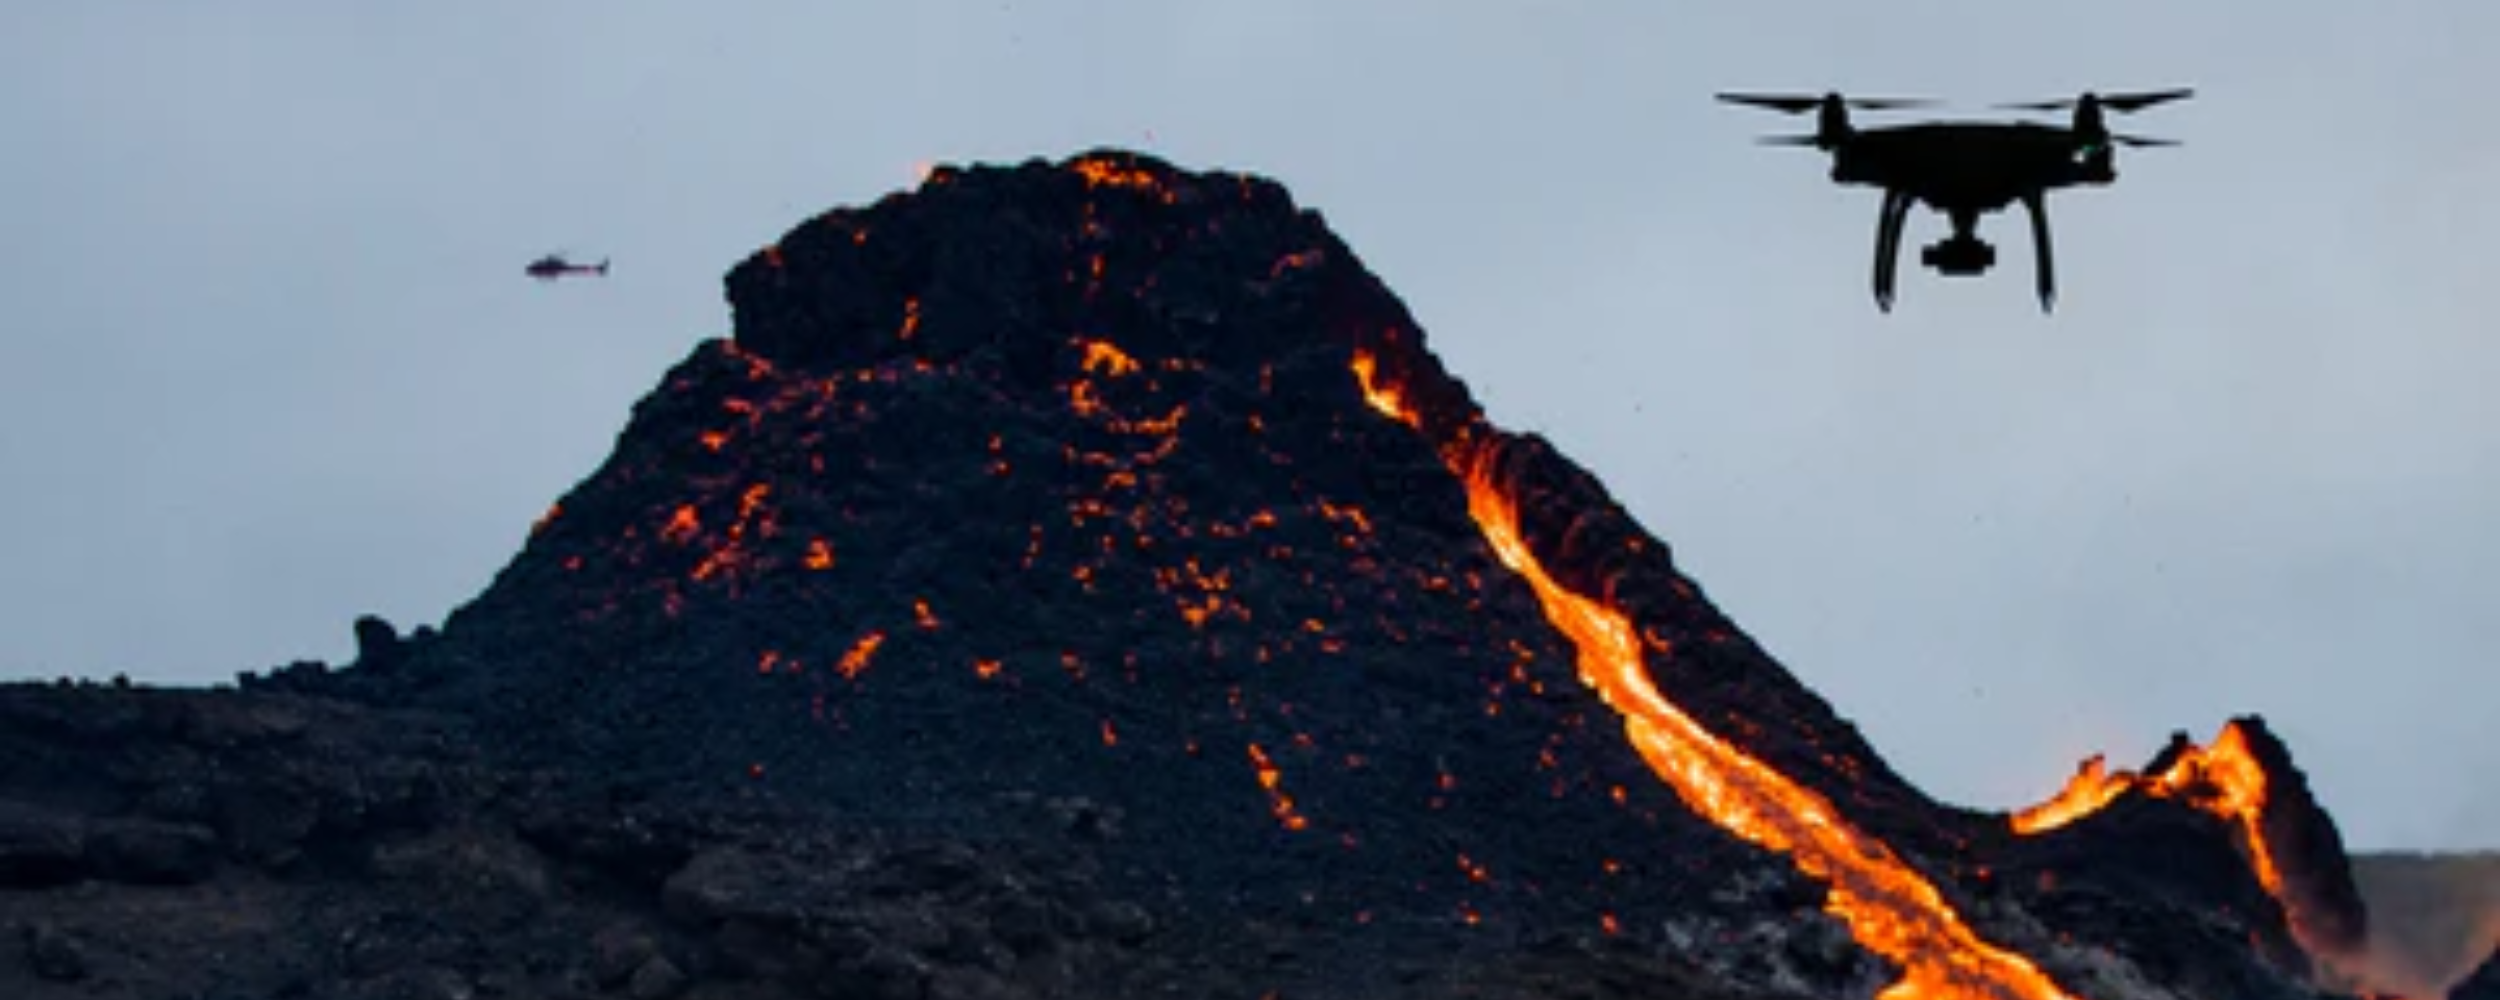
[1,149,2398,1000]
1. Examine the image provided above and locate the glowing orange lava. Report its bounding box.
[836,632,886,681]
[1349,352,1420,429]
[1071,157,1175,202]
[1080,338,1142,376]
[661,505,701,544]
[2009,755,2132,835]
[1245,742,1312,832]
[1351,350,2077,1000]
[2012,722,2325,959]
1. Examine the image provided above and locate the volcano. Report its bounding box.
[0,150,2422,1000]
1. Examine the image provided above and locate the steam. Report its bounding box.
[2336,852,2500,997]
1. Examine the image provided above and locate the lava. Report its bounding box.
[1349,352,1421,430]
[1351,349,2076,1000]
[2013,721,2337,962]
[1245,742,1312,832]
[836,631,886,681]
[1073,155,1177,203]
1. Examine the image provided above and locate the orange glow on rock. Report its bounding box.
[1316,500,1374,535]
[661,505,701,544]
[1349,350,2076,1000]
[1245,742,1312,832]
[2009,755,2132,836]
[1072,157,1173,202]
[531,503,562,536]
[1349,350,1420,430]
[1458,453,2075,1000]
[1270,250,1325,278]
[974,658,1002,681]
[2012,722,2321,958]
[898,298,921,341]
[1079,339,1141,377]
[2155,724,2286,901]
[804,538,835,570]
[836,632,886,681]
[913,599,940,630]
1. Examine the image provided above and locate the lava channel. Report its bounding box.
[1354,350,2078,1000]
[2012,721,2348,971]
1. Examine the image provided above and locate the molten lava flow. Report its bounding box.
[1349,349,2077,1000]
[836,631,885,681]
[1079,338,1140,376]
[1245,742,1312,832]
[1349,352,1421,430]
[1071,156,1176,203]
[2013,722,2329,958]
[2010,755,2132,835]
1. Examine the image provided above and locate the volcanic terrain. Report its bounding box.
[0,150,2448,1000]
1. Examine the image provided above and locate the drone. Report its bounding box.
[1717,88,2192,312]
[524,253,610,281]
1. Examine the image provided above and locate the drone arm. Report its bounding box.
[2022,191,2055,312]
[1873,189,1911,312]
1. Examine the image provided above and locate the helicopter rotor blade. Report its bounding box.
[1755,134,1825,147]
[2112,133,2181,147]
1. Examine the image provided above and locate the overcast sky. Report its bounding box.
[3,3,2493,853]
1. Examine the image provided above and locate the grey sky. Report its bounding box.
[3,4,2492,852]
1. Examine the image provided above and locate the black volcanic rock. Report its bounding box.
[0,685,1205,1000]
[327,149,1861,995]
[2456,948,2500,1000]
[2228,717,2371,958]
[5,149,2395,1000]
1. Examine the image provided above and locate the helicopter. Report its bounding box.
[524,253,610,281]
[1716,88,2192,312]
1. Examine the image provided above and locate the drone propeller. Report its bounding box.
[1716,92,1936,114]
[2000,88,2195,113]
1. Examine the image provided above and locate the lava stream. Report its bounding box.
[1348,350,2077,1000]
[2013,722,2343,966]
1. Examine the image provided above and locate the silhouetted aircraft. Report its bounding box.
[525,254,610,281]
[1717,88,2192,312]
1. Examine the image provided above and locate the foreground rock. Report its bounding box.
[2451,948,2500,1000]
[0,684,1278,1000]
